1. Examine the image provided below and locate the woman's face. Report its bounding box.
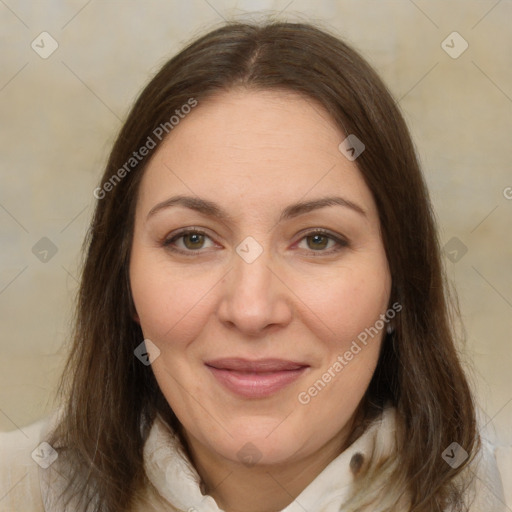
[130,89,391,466]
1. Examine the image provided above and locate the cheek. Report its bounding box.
[291,260,391,348]
[292,266,389,438]
[129,250,219,346]
[290,257,391,425]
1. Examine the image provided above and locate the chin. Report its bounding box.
[221,434,304,467]
[199,414,311,466]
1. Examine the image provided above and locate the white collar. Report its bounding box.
[143,406,398,512]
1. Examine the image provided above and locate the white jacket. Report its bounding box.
[0,406,506,511]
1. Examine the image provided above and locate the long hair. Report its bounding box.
[50,21,479,511]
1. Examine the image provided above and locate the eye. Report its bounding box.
[296,230,348,253]
[163,229,216,253]
[163,228,347,256]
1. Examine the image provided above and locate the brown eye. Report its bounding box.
[296,230,348,254]
[306,234,329,250]
[164,229,216,254]
[182,232,206,250]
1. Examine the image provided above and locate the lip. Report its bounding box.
[205,358,309,398]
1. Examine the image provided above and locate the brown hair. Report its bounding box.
[50,21,479,511]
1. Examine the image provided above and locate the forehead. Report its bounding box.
[137,89,377,218]
[154,89,342,168]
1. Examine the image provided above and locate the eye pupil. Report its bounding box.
[307,234,328,250]
[184,233,204,249]
[173,231,339,253]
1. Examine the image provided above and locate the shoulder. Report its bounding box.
[464,436,508,512]
[368,406,508,511]
[0,417,51,512]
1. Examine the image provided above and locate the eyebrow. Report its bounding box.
[146,194,367,222]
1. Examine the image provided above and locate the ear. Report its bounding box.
[128,284,140,323]
[130,299,140,324]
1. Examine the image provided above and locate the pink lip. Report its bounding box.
[205,358,309,398]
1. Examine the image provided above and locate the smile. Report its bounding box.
[204,358,309,399]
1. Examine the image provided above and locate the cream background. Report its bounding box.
[0,0,510,462]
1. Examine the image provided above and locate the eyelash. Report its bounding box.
[162,227,348,257]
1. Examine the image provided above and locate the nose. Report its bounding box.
[216,248,293,337]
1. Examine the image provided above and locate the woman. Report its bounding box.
[0,21,505,512]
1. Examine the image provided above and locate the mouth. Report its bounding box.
[204,358,310,399]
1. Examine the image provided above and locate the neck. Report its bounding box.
[180,410,362,512]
